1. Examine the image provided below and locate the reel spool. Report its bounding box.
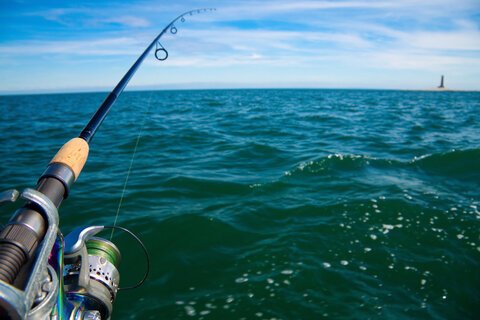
[86,238,121,302]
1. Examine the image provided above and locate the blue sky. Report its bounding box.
[0,0,479,93]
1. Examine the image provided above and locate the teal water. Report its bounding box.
[0,89,479,319]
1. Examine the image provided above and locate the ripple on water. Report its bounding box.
[1,90,479,319]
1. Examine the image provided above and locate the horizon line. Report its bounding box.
[1,85,477,96]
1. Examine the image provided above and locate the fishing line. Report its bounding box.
[107,9,215,239]
[110,92,154,240]
[104,225,150,290]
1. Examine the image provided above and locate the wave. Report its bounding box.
[147,214,262,248]
[164,175,251,197]
[284,154,395,177]
[412,148,480,181]
[200,99,226,107]
[284,148,480,182]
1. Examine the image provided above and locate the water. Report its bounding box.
[0,89,479,319]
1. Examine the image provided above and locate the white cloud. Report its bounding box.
[400,30,480,51]
[29,6,152,28]
[360,51,480,71]
[0,37,143,56]
[2,0,479,91]
[102,16,151,28]
[213,0,479,20]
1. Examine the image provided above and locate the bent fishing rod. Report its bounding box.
[0,8,215,319]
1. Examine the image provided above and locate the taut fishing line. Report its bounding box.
[110,92,154,240]
[109,9,215,239]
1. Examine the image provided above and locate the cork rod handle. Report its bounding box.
[50,138,89,181]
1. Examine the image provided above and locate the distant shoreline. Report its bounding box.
[421,87,455,92]
[405,88,476,92]
[0,87,478,96]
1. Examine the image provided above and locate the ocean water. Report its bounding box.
[0,89,479,319]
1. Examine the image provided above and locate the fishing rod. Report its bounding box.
[0,8,215,319]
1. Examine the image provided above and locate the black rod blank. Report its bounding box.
[79,8,215,143]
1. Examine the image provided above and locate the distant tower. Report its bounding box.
[438,75,445,88]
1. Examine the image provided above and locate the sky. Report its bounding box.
[0,0,479,93]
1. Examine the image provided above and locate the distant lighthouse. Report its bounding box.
[438,75,445,89]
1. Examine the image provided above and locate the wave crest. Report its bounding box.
[412,148,480,181]
[284,154,392,177]
[284,149,480,181]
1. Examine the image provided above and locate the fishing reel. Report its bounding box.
[0,188,148,319]
[63,226,123,319]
